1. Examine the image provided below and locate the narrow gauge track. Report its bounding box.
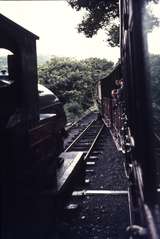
[56,114,129,239]
[64,110,98,149]
[66,108,97,132]
[65,118,103,154]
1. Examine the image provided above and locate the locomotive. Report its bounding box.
[0,13,66,236]
[96,0,160,238]
[0,71,66,131]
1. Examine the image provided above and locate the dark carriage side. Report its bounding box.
[96,63,126,150]
[120,0,160,237]
[96,0,160,237]
[96,63,121,121]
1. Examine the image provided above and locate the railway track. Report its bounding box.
[55,112,129,239]
[66,108,97,131]
[64,110,98,149]
[65,118,103,153]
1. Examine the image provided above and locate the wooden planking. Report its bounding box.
[57,151,84,192]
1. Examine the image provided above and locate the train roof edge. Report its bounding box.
[97,60,121,84]
[0,14,39,40]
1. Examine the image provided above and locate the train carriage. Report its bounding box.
[96,1,160,238]
[119,2,160,237]
[96,63,127,151]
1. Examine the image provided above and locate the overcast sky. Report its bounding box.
[0,1,120,62]
[147,2,160,54]
[1,1,160,63]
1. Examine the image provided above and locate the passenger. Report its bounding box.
[115,79,121,87]
[111,89,118,99]
[117,79,124,100]
[112,79,124,101]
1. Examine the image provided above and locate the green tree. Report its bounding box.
[67,0,159,47]
[68,0,119,47]
[38,56,113,121]
[149,54,160,106]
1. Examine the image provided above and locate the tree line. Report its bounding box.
[38,56,113,121]
[67,0,159,47]
[1,53,160,122]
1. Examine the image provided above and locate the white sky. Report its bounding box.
[0,1,120,62]
[147,2,160,54]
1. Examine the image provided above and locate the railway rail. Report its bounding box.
[65,118,103,153]
[64,110,98,149]
[65,107,97,131]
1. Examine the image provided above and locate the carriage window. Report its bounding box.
[0,49,14,86]
[142,1,160,188]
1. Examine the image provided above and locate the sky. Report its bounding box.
[0,1,120,63]
[147,2,160,54]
